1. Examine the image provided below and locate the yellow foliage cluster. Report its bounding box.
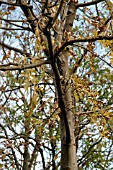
[72,75,112,138]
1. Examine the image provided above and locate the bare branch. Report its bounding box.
[76,0,105,8]
[0,124,20,170]
[0,20,32,31]
[52,0,63,25]
[0,27,31,31]
[0,17,26,22]
[78,138,102,166]
[0,41,32,58]
[0,60,49,71]
[55,35,113,57]
[0,0,31,7]
[19,0,37,32]
[75,44,113,68]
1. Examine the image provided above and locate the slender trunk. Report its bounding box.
[23,118,30,170]
[56,1,78,169]
[43,0,78,169]
[58,51,78,170]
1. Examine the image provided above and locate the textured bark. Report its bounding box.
[55,1,78,169]
[20,0,78,169]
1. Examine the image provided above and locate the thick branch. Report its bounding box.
[44,29,71,144]
[0,41,32,58]
[0,0,31,7]
[0,17,25,22]
[55,35,113,57]
[19,0,37,32]
[52,0,63,25]
[0,60,49,71]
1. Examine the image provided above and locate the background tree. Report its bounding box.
[0,0,113,170]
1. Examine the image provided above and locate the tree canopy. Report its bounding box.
[0,0,113,170]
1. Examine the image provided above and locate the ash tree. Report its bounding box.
[0,0,113,170]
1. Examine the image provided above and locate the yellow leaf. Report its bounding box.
[15,35,20,38]
[74,92,79,101]
[2,154,6,161]
[35,28,41,52]
[110,53,113,65]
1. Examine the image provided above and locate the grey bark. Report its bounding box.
[54,1,78,169]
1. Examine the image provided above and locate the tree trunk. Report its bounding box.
[43,0,78,169]
[58,51,78,170]
[56,1,78,169]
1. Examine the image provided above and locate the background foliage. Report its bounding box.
[0,0,113,169]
